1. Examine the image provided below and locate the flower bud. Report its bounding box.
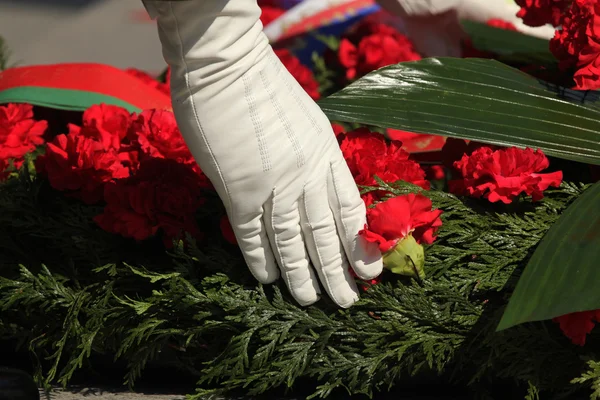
[382,233,425,280]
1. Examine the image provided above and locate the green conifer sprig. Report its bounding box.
[573,361,600,400]
[0,169,598,399]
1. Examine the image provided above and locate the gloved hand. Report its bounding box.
[376,0,555,57]
[142,0,383,308]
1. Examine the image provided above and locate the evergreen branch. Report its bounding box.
[572,360,600,400]
[0,173,597,399]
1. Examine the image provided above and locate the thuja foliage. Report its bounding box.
[1,165,599,399]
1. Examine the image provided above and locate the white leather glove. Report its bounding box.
[142,0,383,308]
[376,0,555,57]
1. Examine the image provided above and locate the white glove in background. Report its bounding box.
[260,0,555,58]
[142,0,383,308]
[376,0,555,57]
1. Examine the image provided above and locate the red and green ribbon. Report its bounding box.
[0,63,171,112]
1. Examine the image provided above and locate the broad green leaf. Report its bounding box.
[318,58,600,165]
[461,20,556,66]
[497,182,600,331]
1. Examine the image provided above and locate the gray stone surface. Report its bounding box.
[0,0,166,72]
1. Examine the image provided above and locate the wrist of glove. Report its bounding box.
[146,0,383,308]
[376,0,555,57]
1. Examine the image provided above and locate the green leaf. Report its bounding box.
[461,20,555,66]
[318,57,600,165]
[497,182,600,331]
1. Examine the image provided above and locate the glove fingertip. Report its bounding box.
[247,252,280,284]
[353,260,383,281]
[351,236,384,280]
[294,293,321,307]
[337,292,359,309]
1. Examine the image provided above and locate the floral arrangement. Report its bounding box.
[1,1,600,399]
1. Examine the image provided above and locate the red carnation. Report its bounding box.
[360,193,443,253]
[37,104,143,203]
[39,132,130,204]
[128,108,212,188]
[550,0,600,90]
[554,309,600,346]
[449,146,563,204]
[338,39,360,80]
[129,109,194,163]
[0,103,47,169]
[338,23,421,80]
[78,104,132,151]
[339,128,388,175]
[94,158,205,247]
[516,0,571,27]
[381,158,430,189]
[125,68,170,96]
[338,128,429,205]
[275,49,321,100]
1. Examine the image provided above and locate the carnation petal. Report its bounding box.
[359,225,396,253]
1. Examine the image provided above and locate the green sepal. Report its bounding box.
[382,234,425,280]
